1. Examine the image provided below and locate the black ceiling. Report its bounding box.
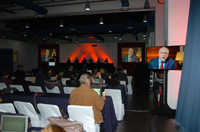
[0,0,155,43]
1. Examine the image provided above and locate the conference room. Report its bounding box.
[0,0,198,132]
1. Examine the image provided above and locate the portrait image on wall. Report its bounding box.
[41,49,56,62]
[122,47,142,62]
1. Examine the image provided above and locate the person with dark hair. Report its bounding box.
[99,68,109,84]
[45,69,64,93]
[67,58,71,63]
[63,64,74,78]
[0,70,12,88]
[69,74,106,124]
[92,68,99,77]
[97,58,101,63]
[82,58,87,63]
[65,73,80,87]
[88,58,93,63]
[15,65,26,78]
[35,66,50,93]
[12,68,29,92]
[74,58,79,63]
[115,67,128,85]
[79,65,91,78]
[105,58,108,63]
[153,72,164,97]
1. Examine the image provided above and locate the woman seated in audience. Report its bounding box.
[0,70,12,88]
[91,72,102,88]
[65,73,80,87]
[41,124,66,132]
[92,68,98,77]
[12,70,29,92]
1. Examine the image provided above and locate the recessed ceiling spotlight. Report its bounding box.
[109,31,112,33]
[50,33,52,35]
[65,36,68,38]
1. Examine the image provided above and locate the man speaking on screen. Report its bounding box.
[148,47,176,69]
[122,48,136,62]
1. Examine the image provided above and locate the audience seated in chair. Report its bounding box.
[114,67,128,85]
[65,73,80,87]
[63,64,74,78]
[12,69,29,92]
[99,68,109,84]
[14,65,26,78]
[35,66,50,93]
[45,69,64,93]
[69,74,106,124]
[0,70,12,88]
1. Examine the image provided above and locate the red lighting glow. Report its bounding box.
[68,43,114,64]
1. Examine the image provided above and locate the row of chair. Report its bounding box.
[0,102,99,132]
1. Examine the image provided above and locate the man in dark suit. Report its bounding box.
[148,47,176,69]
[41,49,51,62]
[122,48,136,62]
[115,67,128,85]
[63,64,74,78]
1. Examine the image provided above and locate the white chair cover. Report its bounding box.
[45,86,60,94]
[119,81,127,94]
[11,77,16,80]
[63,87,76,94]
[61,78,70,85]
[10,84,24,91]
[29,86,44,93]
[14,101,45,127]
[0,83,7,90]
[25,77,31,81]
[104,89,125,121]
[68,105,100,132]
[0,103,16,113]
[37,103,62,126]
[127,76,133,94]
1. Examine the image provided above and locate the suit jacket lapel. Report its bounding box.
[164,59,169,69]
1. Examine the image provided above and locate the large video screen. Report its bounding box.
[122,47,142,62]
[41,49,56,62]
[147,46,184,69]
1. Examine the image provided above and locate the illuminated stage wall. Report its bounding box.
[60,43,117,66]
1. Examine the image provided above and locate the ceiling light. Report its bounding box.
[39,41,41,44]
[60,20,64,27]
[65,36,68,38]
[115,35,117,38]
[56,39,59,44]
[50,33,52,35]
[25,22,29,29]
[97,39,99,42]
[109,31,112,33]
[43,37,46,41]
[99,17,104,25]
[127,20,133,29]
[143,33,146,37]
[76,38,79,43]
[3,35,5,38]
[144,0,150,9]
[85,0,91,10]
[143,15,147,22]
[24,34,27,37]
[143,37,146,40]
[119,36,122,40]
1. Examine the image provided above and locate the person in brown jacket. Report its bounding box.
[68,74,106,124]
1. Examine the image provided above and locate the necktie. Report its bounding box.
[160,61,163,69]
[129,58,131,62]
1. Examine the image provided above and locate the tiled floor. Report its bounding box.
[114,89,181,132]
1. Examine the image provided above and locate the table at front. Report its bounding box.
[1,92,118,132]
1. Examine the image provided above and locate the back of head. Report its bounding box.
[92,68,98,75]
[100,68,105,74]
[2,70,9,77]
[116,67,123,73]
[109,75,119,87]
[69,73,76,80]
[67,64,73,70]
[51,69,59,77]
[41,124,66,132]
[79,74,91,84]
